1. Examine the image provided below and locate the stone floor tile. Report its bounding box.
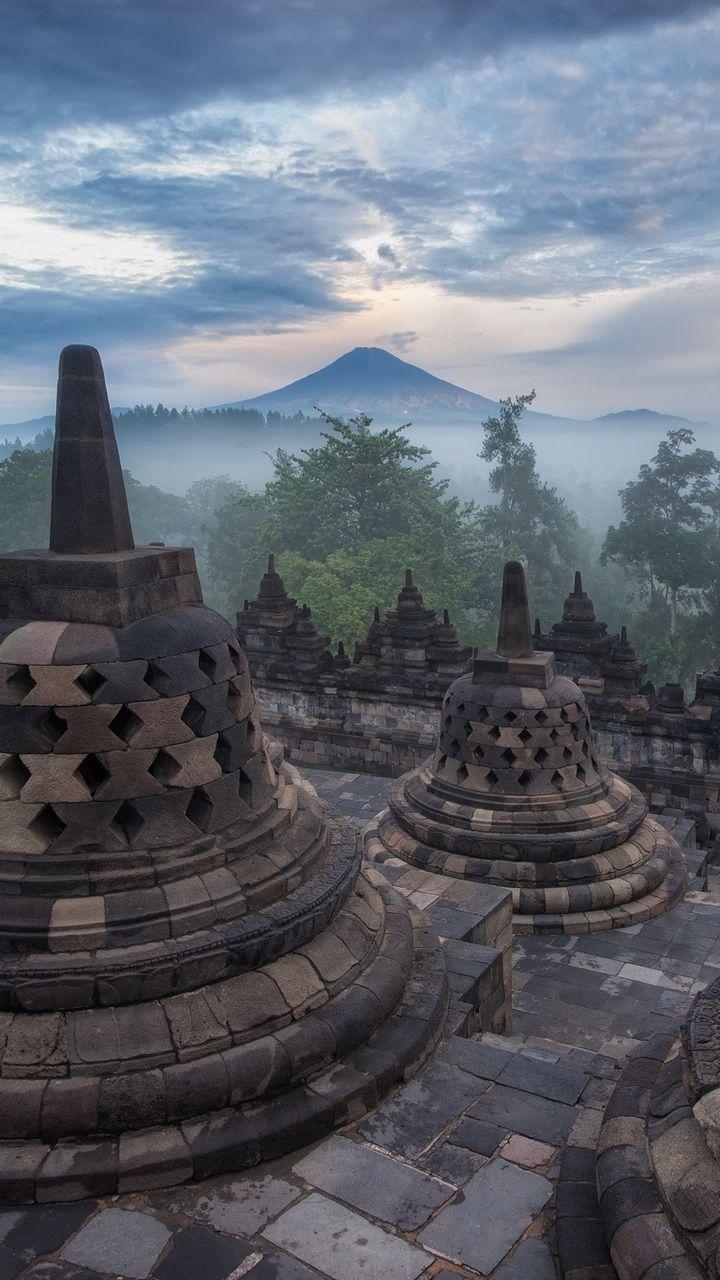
[418,1157,552,1274]
[469,1086,576,1147]
[450,1117,508,1157]
[61,1208,172,1280]
[501,1135,556,1169]
[498,1054,587,1104]
[0,1217,22,1246]
[491,1238,557,1279]
[437,1036,513,1082]
[358,1061,484,1157]
[293,1134,453,1230]
[263,1192,430,1280]
[247,1255,326,1280]
[419,1142,486,1185]
[186,1174,300,1237]
[3,1202,95,1256]
[14,1266,102,1280]
[0,1246,24,1280]
[153,1225,253,1280]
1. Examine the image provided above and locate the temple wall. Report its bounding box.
[254,678,440,775]
[253,674,720,843]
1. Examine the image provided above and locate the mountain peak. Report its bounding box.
[228,345,501,423]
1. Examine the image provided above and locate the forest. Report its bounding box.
[1,400,718,691]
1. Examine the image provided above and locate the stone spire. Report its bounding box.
[496,560,533,659]
[365,558,687,935]
[50,345,134,555]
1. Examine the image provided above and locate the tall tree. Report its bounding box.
[477,393,583,620]
[601,429,720,636]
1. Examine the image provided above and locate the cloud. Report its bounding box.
[376,330,422,353]
[0,0,718,418]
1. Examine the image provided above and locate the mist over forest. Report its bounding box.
[2,378,719,695]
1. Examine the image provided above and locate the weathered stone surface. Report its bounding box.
[418,1157,552,1273]
[263,1191,430,1280]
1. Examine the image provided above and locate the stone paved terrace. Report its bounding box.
[1,766,719,1280]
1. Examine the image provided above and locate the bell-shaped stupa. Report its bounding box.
[0,347,446,1202]
[365,561,687,934]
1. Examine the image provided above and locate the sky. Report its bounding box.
[0,0,719,425]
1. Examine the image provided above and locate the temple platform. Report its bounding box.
[0,766,715,1280]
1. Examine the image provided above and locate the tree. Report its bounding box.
[477,393,583,621]
[203,487,268,616]
[243,410,491,645]
[0,449,53,549]
[601,429,720,637]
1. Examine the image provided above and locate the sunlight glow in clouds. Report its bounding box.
[0,203,195,290]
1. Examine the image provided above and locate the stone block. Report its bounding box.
[118,1126,192,1192]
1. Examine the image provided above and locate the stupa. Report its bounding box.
[365,561,687,934]
[356,569,471,675]
[0,347,446,1202]
[597,971,720,1278]
[236,555,333,673]
[534,570,614,678]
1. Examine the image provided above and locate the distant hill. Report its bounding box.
[223,346,711,433]
[590,408,712,429]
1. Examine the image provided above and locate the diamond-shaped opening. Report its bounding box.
[518,727,532,744]
[112,800,145,844]
[186,787,213,831]
[6,665,36,702]
[549,727,559,741]
[581,739,590,756]
[518,770,533,790]
[227,682,246,721]
[489,725,501,741]
[444,714,452,728]
[502,747,516,765]
[29,804,66,846]
[74,666,106,699]
[463,720,473,737]
[473,745,485,763]
[535,709,548,725]
[437,753,448,770]
[560,707,570,723]
[39,709,67,745]
[0,754,30,797]
[534,746,549,765]
[181,695,206,735]
[75,753,111,797]
[214,731,233,773]
[227,641,243,674]
[457,763,469,783]
[562,746,573,763]
[486,769,499,786]
[198,648,218,681]
[109,705,142,743]
[551,770,565,790]
[143,660,170,694]
[457,702,466,713]
[246,718,259,752]
[576,763,586,782]
[238,768,253,807]
[149,748,179,785]
[505,710,518,723]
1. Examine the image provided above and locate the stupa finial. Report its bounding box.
[573,570,583,595]
[496,560,533,659]
[405,568,413,588]
[50,345,134,555]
